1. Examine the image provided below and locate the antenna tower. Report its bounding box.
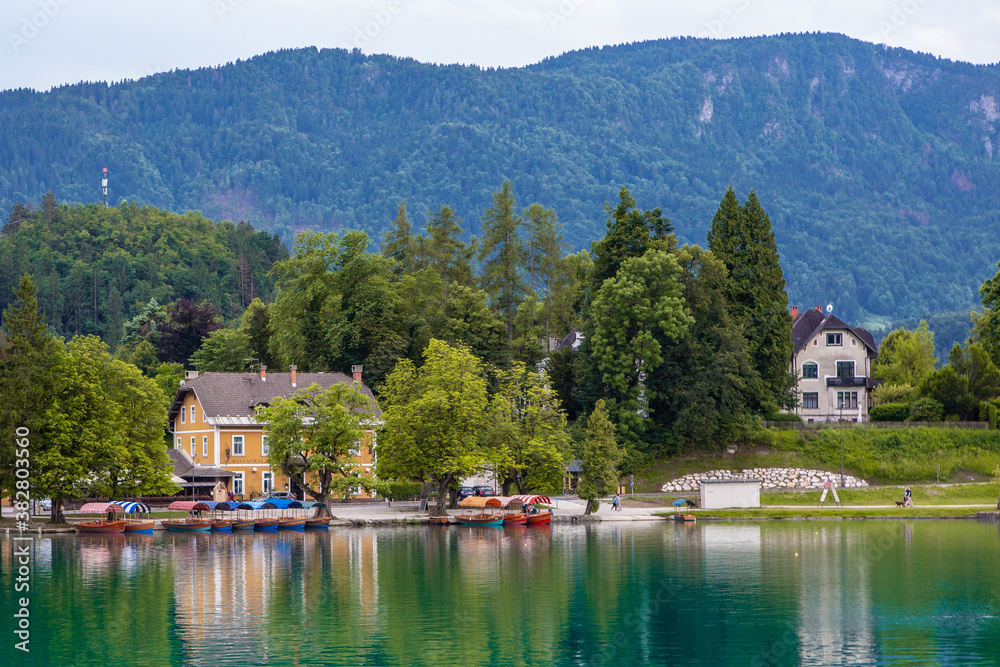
[102,167,109,206]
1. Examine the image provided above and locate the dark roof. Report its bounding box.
[167,371,381,423]
[167,449,236,479]
[564,459,583,473]
[558,329,584,350]
[791,310,877,356]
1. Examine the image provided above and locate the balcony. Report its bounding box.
[826,376,867,387]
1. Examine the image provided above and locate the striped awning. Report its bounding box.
[510,495,551,505]
[79,502,125,514]
[119,501,151,514]
[167,500,211,512]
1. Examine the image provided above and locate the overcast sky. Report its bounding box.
[3,0,999,92]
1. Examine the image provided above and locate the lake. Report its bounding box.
[3,520,1000,666]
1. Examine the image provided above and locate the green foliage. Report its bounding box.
[376,340,489,515]
[0,203,286,346]
[707,188,791,411]
[478,181,527,345]
[364,479,423,502]
[872,383,915,406]
[767,412,803,423]
[909,397,944,422]
[190,327,251,372]
[917,342,1000,420]
[869,403,910,422]
[255,382,373,507]
[578,400,622,514]
[872,322,937,387]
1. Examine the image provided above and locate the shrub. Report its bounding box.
[870,403,910,422]
[909,397,944,422]
[766,412,803,423]
[873,383,914,405]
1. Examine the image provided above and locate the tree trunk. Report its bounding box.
[50,499,65,524]
[583,499,599,515]
[501,479,512,496]
[431,475,452,516]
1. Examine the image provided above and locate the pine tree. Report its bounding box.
[382,201,416,278]
[707,187,792,411]
[422,205,475,290]
[479,181,527,344]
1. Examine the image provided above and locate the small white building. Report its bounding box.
[699,478,762,509]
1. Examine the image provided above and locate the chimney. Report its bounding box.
[290,365,297,387]
[351,364,363,384]
[815,305,822,312]
[259,364,267,381]
[790,306,799,320]
[185,370,199,381]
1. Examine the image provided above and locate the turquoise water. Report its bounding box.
[3,521,1000,666]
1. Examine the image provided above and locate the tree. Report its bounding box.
[190,327,251,371]
[707,187,791,411]
[157,299,223,365]
[255,382,375,512]
[376,340,488,516]
[590,187,674,287]
[578,400,621,515]
[484,362,568,495]
[419,205,476,290]
[382,201,417,278]
[0,275,61,508]
[119,298,166,353]
[589,249,693,443]
[479,181,527,344]
[241,297,273,368]
[918,342,1000,420]
[872,322,937,387]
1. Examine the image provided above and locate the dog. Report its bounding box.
[895,501,905,507]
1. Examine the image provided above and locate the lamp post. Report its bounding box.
[839,392,845,488]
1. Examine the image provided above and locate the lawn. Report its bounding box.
[659,507,989,519]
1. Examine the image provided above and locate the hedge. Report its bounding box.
[869,403,910,422]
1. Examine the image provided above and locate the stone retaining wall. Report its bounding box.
[661,467,868,493]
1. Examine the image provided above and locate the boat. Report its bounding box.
[511,495,553,525]
[673,513,697,522]
[242,501,279,531]
[202,501,236,531]
[75,502,126,534]
[163,501,212,532]
[120,501,154,533]
[428,516,451,526]
[302,501,332,529]
[494,497,527,525]
[230,502,256,530]
[455,497,504,526]
[272,499,306,530]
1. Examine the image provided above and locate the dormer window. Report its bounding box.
[826,333,843,346]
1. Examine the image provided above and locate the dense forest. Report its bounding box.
[2,33,1000,329]
[0,198,287,344]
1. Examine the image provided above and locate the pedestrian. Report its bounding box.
[904,486,912,507]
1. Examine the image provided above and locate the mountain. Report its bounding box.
[2,33,1000,327]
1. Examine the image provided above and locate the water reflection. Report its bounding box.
[3,521,1000,666]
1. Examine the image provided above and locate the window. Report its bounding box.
[837,391,858,410]
[262,472,272,494]
[262,435,269,456]
[202,436,208,459]
[802,392,819,409]
[180,407,186,424]
[233,472,244,496]
[232,435,244,456]
[802,362,818,379]
[176,437,181,450]
[190,436,196,457]
[190,405,196,423]
[836,361,855,379]
[827,333,843,346]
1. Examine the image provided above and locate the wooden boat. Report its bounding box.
[302,501,331,529]
[494,497,527,525]
[673,513,697,522]
[253,518,279,532]
[510,495,553,525]
[428,516,451,525]
[230,502,256,530]
[271,499,306,530]
[241,501,279,531]
[455,497,504,526]
[76,503,126,534]
[203,501,236,531]
[231,518,256,530]
[163,501,212,532]
[120,501,154,533]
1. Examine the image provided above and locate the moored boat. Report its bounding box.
[511,495,553,525]
[271,499,306,530]
[241,501,279,531]
[120,501,154,534]
[163,501,212,532]
[302,501,331,529]
[75,502,126,534]
[494,497,527,525]
[428,516,451,525]
[203,501,236,531]
[455,497,504,526]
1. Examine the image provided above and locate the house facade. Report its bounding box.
[789,306,878,422]
[167,365,381,500]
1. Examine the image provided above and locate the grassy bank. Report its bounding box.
[633,426,1000,492]
[657,507,988,519]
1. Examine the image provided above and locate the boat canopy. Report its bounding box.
[237,501,277,510]
[118,501,151,514]
[266,498,303,509]
[79,502,125,514]
[201,501,236,511]
[301,501,327,509]
[493,497,524,510]
[167,500,211,512]
[459,496,503,508]
[510,495,551,506]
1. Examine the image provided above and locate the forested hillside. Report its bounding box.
[3,32,1000,326]
[0,199,287,344]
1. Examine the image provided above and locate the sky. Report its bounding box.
[3,0,999,92]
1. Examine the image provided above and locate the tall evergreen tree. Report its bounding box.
[707,187,792,411]
[591,187,674,288]
[382,201,416,278]
[479,181,527,344]
[421,205,475,290]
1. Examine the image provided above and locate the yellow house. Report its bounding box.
[167,365,381,500]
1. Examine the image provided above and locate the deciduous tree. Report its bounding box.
[578,400,621,515]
